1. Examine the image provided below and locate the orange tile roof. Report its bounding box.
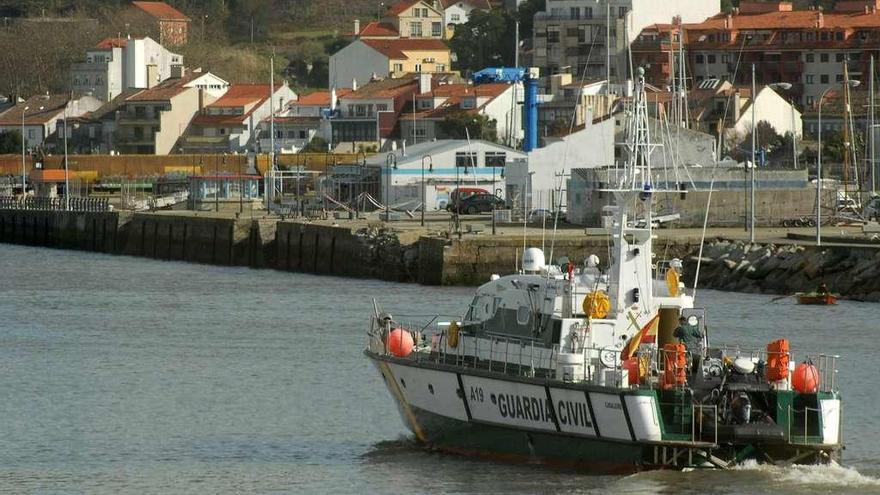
[126,74,197,102]
[407,82,509,118]
[95,37,128,49]
[687,9,880,32]
[0,95,70,126]
[131,1,191,21]
[361,38,449,58]
[387,0,424,16]
[209,84,276,107]
[358,21,399,37]
[344,75,420,99]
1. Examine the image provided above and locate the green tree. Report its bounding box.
[515,0,546,43]
[0,130,21,154]
[438,112,497,142]
[449,9,515,73]
[302,136,329,153]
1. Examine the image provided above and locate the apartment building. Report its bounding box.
[685,1,880,107]
[129,1,191,46]
[531,0,719,87]
[356,0,446,40]
[70,36,183,102]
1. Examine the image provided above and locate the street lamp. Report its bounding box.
[21,105,28,196]
[63,103,70,211]
[420,154,432,227]
[384,152,396,222]
[817,79,860,246]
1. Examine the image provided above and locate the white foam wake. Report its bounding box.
[734,460,880,489]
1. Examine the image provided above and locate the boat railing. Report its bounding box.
[808,354,840,393]
[692,403,719,445]
[787,405,824,445]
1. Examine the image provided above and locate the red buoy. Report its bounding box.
[792,362,820,393]
[388,328,414,357]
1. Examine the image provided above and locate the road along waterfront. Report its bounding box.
[1,244,879,493]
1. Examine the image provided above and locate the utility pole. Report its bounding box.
[871,55,876,194]
[63,105,69,210]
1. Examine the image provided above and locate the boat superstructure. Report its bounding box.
[364,69,842,472]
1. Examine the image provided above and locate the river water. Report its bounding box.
[0,244,879,494]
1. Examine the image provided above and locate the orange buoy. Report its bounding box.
[388,328,414,357]
[792,362,820,393]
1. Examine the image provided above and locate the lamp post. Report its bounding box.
[384,152,396,222]
[749,63,756,243]
[63,104,69,210]
[20,105,28,195]
[420,154,432,227]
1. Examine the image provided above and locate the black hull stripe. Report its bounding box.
[544,385,562,433]
[456,373,473,421]
[620,392,637,442]
[584,390,601,438]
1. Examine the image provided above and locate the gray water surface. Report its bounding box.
[1,244,878,494]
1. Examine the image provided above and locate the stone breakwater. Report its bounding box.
[685,239,880,302]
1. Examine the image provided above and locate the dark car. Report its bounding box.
[455,193,505,214]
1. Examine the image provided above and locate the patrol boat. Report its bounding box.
[364,69,843,472]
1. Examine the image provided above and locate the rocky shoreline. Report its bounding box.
[685,239,880,302]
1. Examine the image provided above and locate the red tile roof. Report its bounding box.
[95,37,128,49]
[125,73,198,102]
[209,84,277,107]
[361,38,449,58]
[344,75,420,99]
[406,82,509,118]
[358,21,399,37]
[387,0,425,16]
[295,89,353,106]
[686,9,880,32]
[0,95,70,126]
[131,1,191,21]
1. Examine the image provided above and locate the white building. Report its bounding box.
[70,36,183,102]
[0,94,103,149]
[440,0,492,33]
[363,139,527,209]
[505,111,615,211]
[726,86,803,142]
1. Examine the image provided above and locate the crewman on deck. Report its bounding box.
[674,316,704,371]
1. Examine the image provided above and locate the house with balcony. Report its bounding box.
[330,74,426,146]
[258,89,351,154]
[0,94,102,151]
[180,83,296,154]
[70,36,184,102]
[329,38,451,89]
[114,69,223,155]
[399,81,521,145]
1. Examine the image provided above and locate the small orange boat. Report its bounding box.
[796,292,838,305]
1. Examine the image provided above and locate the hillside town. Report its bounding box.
[0,0,879,233]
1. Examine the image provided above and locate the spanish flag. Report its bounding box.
[621,313,660,360]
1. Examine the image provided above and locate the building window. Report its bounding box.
[721,54,730,63]
[455,152,477,167]
[570,7,580,19]
[618,6,626,18]
[577,25,588,43]
[696,54,704,64]
[836,53,845,62]
[806,53,814,63]
[806,96,815,106]
[432,22,442,37]
[547,25,560,43]
[836,31,844,41]
[376,104,388,111]
[411,22,422,36]
[413,7,421,17]
[836,74,844,82]
[451,13,460,21]
[436,63,446,72]
[820,53,829,63]
[299,130,307,139]
[219,128,226,135]
[584,6,593,18]
[707,54,716,64]
[461,98,475,109]
[411,127,426,137]
[821,74,829,84]
[415,63,422,72]
[393,63,403,72]
[418,99,432,109]
[485,151,506,167]
[821,32,829,41]
[806,74,814,84]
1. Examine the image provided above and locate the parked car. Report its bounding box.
[446,187,489,211]
[455,193,506,214]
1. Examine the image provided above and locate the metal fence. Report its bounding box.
[0,196,111,212]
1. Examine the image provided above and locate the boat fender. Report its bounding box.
[447,321,460,349]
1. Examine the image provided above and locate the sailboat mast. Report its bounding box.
[843,62,851,202]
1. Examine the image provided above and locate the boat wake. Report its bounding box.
[732,460,880,489]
